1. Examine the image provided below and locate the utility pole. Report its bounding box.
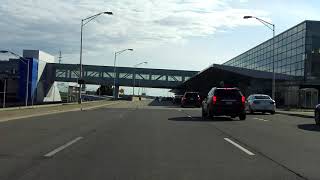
[58,50,62,64]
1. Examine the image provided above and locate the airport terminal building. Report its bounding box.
[181,20,320,108]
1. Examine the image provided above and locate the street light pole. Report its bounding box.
[79,19,84,104]
[0,50,30,107]
[26,60,29,106]
[3,79,6,108]
[113,52,117,99]
[272,24,276,101]
[243,16,276,100]
[132,61,148,96]
[78,11,113,104]
[113,49,134,100]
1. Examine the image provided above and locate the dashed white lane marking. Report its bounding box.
[187,115,192,118]
[224,138,255,156]
[253,117,269,122]
[44,137,83,158]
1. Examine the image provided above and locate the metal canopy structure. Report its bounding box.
[175,64,302,96]
[48,63,198,88]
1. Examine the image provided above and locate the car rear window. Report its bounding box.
[214,89,242,99]
[254,96,271,99]
[185,93,198,98]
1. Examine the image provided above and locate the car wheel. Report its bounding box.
[315,111,320,125]
[249,106,254,114]
[202,108,207,120]
[239,113,246,120]
[270,111,275,115]
[207,109,214,120]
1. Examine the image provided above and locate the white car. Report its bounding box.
[246,94,276,114]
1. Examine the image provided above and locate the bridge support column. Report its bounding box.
[114,85,120,100]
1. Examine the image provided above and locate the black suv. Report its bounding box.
[202,87,246,120]
[315,104,320,125]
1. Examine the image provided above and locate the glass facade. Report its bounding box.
[224,21,307,77]
[305,21,320,79]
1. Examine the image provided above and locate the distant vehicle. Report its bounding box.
[315,104,320,125]
[246,94,275,114]
[173,95,183,104]
[202,87,246,120]
[181,92,201,108]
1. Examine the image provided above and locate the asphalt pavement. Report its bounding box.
[0,100,319,180]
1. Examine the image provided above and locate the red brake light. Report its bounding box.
[241,96,245,104]
[213,96,217,104]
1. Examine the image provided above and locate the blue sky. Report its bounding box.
[1,0,320,95]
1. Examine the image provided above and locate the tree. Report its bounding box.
[96,85,113,96]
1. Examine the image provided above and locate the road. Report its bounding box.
[0,100,319,180]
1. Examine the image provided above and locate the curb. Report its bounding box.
[0,100,112,112]
[0,102,121,123]
[276,111,314,118]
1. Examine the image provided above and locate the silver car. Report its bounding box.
[246,94,276,114]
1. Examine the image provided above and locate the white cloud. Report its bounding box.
[0,0,268,61]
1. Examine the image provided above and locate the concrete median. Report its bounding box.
[276,110,314,118]
[0,100,122,122]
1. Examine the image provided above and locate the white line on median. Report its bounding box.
[224,138,255,156]
[44,137,83,158]
[0,102,121,123]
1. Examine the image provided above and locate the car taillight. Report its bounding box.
[213,96,217,104]
[241,96,245,104]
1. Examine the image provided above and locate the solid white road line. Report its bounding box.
[253,117,269,122]
[44,137,83,158]
[224,138,255,156]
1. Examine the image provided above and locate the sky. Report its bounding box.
[1,0,320,96]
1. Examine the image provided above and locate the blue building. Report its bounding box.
[0,50,61,106]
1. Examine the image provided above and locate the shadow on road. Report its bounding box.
[168,116,233,122]
[148,100,179,107]
[297,124,320,132]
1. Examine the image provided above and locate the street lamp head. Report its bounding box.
[128,49,134,51]
[143,62,148,64]
[103,11,113,15]
[243,16,253,19]
[0,50,9,53]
